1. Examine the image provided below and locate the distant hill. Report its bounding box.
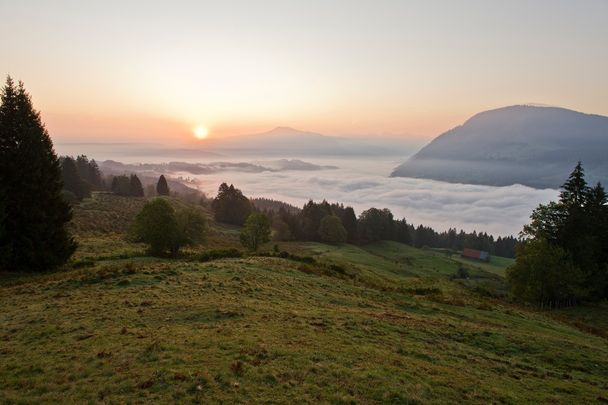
[204,126,420,157]
[391,106,608,189]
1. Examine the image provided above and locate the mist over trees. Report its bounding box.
[507,162,608,307]
[0,77,75,271]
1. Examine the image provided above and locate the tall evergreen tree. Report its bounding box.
[0,77,75,271]
[87,159,104,190]
[560,162,587,208]
[156,175,170,196]
[340,206,358,244]
[511,162,608,304]
[75,155,91,183]
[212,183,252,225]
[129,174,144,197]
[61,156,91,201]
[111,175,131,196]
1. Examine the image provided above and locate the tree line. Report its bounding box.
[212,183,518,256]
[507,163,608,307]
[60,155,104,201]
[60,155,173,201]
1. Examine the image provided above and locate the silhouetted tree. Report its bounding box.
[512,162,608,304]
[156,175,170,196]
[111,175,132,196]
[0,77,76,271]
[87,159,105,190]
[130,174,144,197]
[338,206,358,244]
[212,183,252,225]
[61,156,91,201]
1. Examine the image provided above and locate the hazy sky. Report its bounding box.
[2,0,607,144]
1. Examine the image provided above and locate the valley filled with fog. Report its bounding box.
[58,143,558,236]
[184,157,557,236]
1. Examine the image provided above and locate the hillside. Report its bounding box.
[391,106,608,188]
[1,193,607,403]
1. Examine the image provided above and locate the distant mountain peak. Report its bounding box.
[391,105,608,189]
[267,126,306,135]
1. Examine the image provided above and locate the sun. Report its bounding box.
[194,126,209,140]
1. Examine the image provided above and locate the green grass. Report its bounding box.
[451,254,515,277]
[1,194,607,403]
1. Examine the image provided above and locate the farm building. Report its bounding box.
[461,248,490,262]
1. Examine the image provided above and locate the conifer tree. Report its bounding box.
[0,77,76,271]
[156,175,170,196]
[560,162,587,208]
[61,156,91,201]
[75,155,91,183]
[87,159,104,190]
[212,183,252,225]
[129,174,144,197]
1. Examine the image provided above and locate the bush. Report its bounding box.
[198,248,242,262]
[131,199,207,257]
[240,213,271,251]
[454,266,469,279]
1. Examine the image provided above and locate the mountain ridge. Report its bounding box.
[204,126,421,157]
[391,105,608,189]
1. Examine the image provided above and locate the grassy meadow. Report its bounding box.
[1,193,607,404]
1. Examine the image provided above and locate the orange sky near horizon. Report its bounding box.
[2,1,607,145]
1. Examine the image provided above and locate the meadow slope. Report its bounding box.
[1,193,607,404]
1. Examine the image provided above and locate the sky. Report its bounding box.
[2,0,607,144]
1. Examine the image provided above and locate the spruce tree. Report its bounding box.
[87,159,104,190]
[75,155,91,183]
[129,174,144,197]
[156,175,170,196]
[0,77,76,271]
[61,156,91,201]
[560,161,587,207]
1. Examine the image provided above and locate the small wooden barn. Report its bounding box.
[461,248,490,262]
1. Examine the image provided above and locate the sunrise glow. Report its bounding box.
[194,126,209,140]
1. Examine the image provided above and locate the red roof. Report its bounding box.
[462,248,489,260]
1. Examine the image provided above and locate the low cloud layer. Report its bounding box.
[185,158,558,237]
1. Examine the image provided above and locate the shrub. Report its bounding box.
[198,248,242,262]
[131,199,207,257]
[240,213,271,251]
